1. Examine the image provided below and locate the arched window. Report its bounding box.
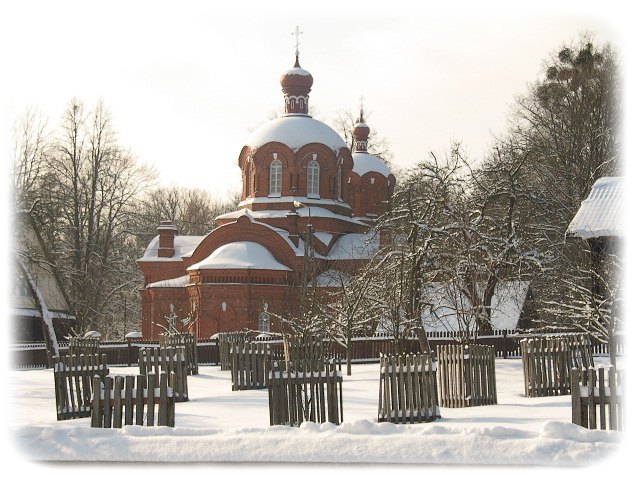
[269,159,282,196]
[336,165,342,200]
[247,160,255,197]
[307,160,320,198]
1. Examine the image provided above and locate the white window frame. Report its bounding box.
[269,159,282,197]
[307,160,320,198]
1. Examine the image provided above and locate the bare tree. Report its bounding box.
[316,267,380,375]
[134,186,236,238]
[504,36,621,334]
[11,108,51,210]
[45,99,156,335]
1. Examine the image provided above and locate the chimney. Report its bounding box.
[157,220,178,258]
[285,211,300,247]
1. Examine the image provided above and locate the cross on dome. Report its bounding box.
[292,26,303,64]
[281,26,313,115]
[353,97,370,152]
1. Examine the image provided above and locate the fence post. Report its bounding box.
[570,368,581,426]
[502,329,508,359]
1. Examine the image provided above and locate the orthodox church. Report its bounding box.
[137,51,395,339]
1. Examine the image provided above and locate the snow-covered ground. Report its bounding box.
[5,357,629,473]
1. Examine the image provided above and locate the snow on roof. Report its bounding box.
[328,231,379,260]
[421,281,530,332]
[238,195,352,210]
[282,66,311,77]
[219,205,366,226]
[567,176,623,239]
[11,307,76,320]
[314,232,333,246]
[313,269,351,287]
[351,151,392,177]
[147,275,190,289]
[187,241,292,271]
[245,115,347,153]
[139,235,205,262]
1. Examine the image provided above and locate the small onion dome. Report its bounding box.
[352,121,370,148]
[280,55,314,93]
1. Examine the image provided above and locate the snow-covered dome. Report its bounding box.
[280,65,313,90]
[352,151,392,177]
[246,115,347,153]
[187,241,291,271]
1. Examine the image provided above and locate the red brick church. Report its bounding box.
[137,51,395,339]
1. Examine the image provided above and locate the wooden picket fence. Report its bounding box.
[91,371,176,428]
[571,366,623,431]
[230,341,272,391]
[218,332,253,371]
[521,334,594,397]
[436,344,497,407]
[159,332,198,375]
[53,354,109,420]
[268,358,343,426]
[283,335,327,371]
[68,338,100,357]
[378,353,440,424]
[139,346,189,402]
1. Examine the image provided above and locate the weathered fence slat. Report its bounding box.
[139,346,189,401]
[68,338,100,357]
[230,341,272,391]
[53,354,109,421]
[268,358,343,427]
[521,335,593,397]
[91,371,175,428]
[218,332,253,371]
[378,353,440,424]
[159,332,198,375]
[436,344,497,408]
[571,366,623,431]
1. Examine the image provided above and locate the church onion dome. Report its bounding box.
[246,115,347,153]
[280,56,314,94]
[351,108,392,177]
[352,122,370,146]
[186,241,292,271]
[352,151,392,177]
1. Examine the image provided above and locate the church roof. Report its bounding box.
[245,115,347,154]
[187,241,292,271]
[566,176,623,239]
[352,151,392,177]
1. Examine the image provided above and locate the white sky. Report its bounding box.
[0,0,633,202]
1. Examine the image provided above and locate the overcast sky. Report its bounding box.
[0,1,635,203]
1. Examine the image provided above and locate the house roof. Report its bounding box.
[420,281,530,332]
[566,176,623,239]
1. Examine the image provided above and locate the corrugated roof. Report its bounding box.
[566,176,623,239]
